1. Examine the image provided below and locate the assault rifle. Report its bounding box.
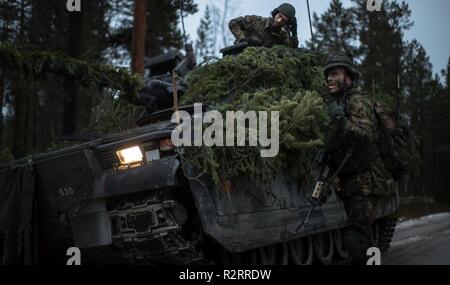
[292,147,354,234]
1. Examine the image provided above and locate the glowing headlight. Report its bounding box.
[116,146,143,165]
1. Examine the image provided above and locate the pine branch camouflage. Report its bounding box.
[181,46,328,187]
[0,43,143,101]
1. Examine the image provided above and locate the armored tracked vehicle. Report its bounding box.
[0,45,398,265]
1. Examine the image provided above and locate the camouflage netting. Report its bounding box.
[179,46,329,187]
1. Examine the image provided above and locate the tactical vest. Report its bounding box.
[329,91,411,180]
[328,91,380,175]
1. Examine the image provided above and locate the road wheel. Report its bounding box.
[280,242,289,265]
[332,229,349,259]
[248,245,277,265]
[313,231,334,265]
[373,216,397,252]
[372,220,380,247]
[258,245,277,265]
[221,247,244,265]
[288,236,313,265]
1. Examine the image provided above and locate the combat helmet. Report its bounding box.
[272,3,296,21]
[324,52,361,80]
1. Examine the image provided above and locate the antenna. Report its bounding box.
[178,0,188,47]
[396,74,401,120]
[306,0,315,48]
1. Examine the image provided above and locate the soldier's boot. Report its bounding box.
[343,227,370,265]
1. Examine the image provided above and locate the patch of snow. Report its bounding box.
[396,212,450,230]
[390,235,431,248]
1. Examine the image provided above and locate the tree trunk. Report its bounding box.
[12,83,27,158]
[63,10,83,136]
[131,0,147,74]
[0,77,4,148]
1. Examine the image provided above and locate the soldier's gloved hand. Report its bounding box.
[240,37,259,46]
[319,191,328,204]
[289,17,298,37]
[291,36,299,48]
[234,37,244,44]
[327,101,346,120]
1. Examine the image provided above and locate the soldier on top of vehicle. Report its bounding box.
[228,3,299,48]
[323,52,397,265]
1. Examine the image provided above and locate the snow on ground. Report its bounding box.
[390,212,450,248]
[384,212,450,264]
[390,236,429,248]
[395,212,450,230]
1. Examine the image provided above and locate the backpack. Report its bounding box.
[373,102,415,181]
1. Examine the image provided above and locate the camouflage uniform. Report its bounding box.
[228,15,292,48]
[325,87,397,264]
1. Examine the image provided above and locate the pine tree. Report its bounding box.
[195,5,216,63]
[402,40,449,198]
[0,0,198,159]
[131,0,147,74]
[351,0,413,106]
[427,56,450,202]
[107,0,197,58]
[311,0,358,56]
[403,40,433,131]
[0,0,111,157]
[446,57,450,89]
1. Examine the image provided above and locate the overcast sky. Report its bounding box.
[182,0,450,76]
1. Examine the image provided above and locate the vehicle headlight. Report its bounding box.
[116,146,143,165]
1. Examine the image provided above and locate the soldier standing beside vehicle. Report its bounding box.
[228,3,299,48]
[323,52,397,265]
